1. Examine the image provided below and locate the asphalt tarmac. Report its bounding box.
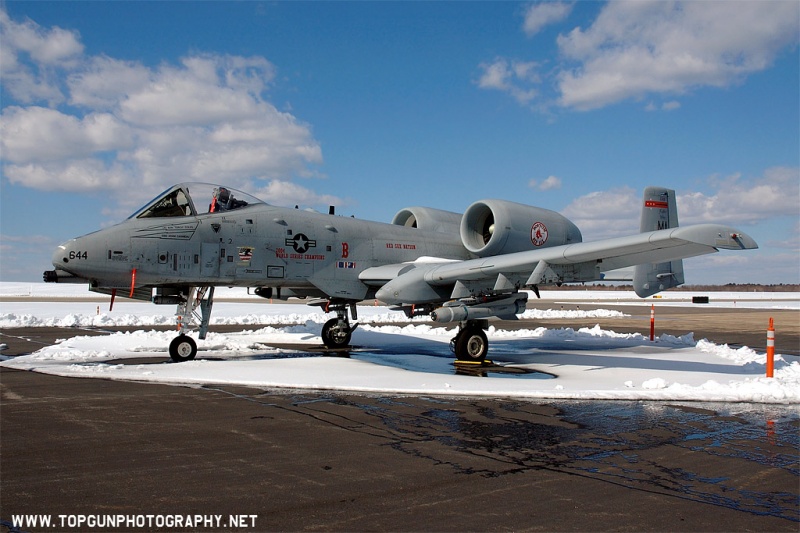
[1,304,798,532]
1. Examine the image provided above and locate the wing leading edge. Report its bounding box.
[375,223,757,305]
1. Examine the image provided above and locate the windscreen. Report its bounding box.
[129,183,265,219]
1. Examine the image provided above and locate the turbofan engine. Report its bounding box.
[392,206,463,234]
[460,199,582,257]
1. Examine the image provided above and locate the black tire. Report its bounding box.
[169,335,197,362]
[321,318,352,349]
[454,327,488,362]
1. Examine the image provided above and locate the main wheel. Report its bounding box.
[454,327,488,362]
[321,318,352,349]
[169,335,197,362]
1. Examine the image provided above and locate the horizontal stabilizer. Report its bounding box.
[600,267,634,281]
[634,261,685,297]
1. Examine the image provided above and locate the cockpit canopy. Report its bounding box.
[129,183,265,219]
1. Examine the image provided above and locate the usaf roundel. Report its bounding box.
[286,233,316,254]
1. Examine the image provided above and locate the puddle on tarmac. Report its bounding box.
[186,345,554,379]
[266,393,798,523]
[351,351,553,379]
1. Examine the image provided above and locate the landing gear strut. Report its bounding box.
[450,319,489,363]
[320,301,359,350]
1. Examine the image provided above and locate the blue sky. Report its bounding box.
[1,1,798,284]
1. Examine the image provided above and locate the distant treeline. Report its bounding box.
[543,283,800,292]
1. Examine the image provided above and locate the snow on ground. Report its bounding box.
[0,300,627,328]
[1,284,798,403]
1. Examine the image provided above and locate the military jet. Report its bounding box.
[44,184,757,362]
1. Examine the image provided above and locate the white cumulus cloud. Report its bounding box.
[529,175,562,191]
[0,8,331,212]
[560,167,800,241]
[557,0,800,110]
[1,106,133,163]
[478,1,799,112]
[678,167,800,225]
[0,9,84,105]
[0,10,83,65]
[560,186,639,240]
[477,57,540,105]
[253,179,349,209]
[522,1,573,37]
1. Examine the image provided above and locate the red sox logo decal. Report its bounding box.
[531,222,548,246]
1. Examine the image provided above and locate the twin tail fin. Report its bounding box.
[634,186,685,297]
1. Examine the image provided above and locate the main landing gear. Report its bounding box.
[450,319,490,363]
[317,300,359,350]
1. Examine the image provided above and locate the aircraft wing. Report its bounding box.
[374,223,757,305]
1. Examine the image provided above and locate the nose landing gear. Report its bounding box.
[161,286,214,362]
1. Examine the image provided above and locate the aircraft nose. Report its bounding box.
[44,239,81,283]
[52,239,74,269]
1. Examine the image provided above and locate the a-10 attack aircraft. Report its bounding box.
[44,184,757,363]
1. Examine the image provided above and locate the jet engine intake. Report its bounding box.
[392,206,462,234]
[460,199,582,257]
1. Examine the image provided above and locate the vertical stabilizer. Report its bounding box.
[639,186,678,232]
[634,187,685,297]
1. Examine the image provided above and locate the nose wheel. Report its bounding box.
[169,334,197,362]
[167,286,213,362]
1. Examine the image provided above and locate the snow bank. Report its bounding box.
[2,323,797,404]
[0,300,626,328]
[2,284,797,404]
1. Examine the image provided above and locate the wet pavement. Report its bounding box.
[1,366,797,532]
[1,305,798,531]
[272,394,799,524]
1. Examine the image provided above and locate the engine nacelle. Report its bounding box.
[460,199,582,257]
[392,206,462,234]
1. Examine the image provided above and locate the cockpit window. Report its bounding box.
[129,183,265,219]
[136,189,193,218]
[209,187,249,213]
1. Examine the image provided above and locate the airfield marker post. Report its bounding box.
[649,305,655,341]
[766,318,775,378]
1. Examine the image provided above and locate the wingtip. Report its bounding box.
[672,225,758,250]
[729,231,758,250]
